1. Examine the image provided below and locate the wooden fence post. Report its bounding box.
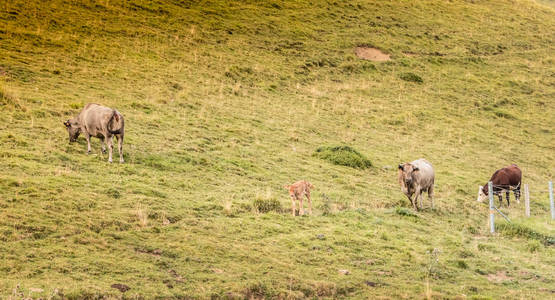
[488,181,494,233]
[524,183,530,217]
[549,181,554,220]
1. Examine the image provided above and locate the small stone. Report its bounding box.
[316,234,325,240]
[365,281,377,287]
[338,269,350,275]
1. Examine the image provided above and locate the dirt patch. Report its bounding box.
[169,269,185,282]
[111,283,130,293]
[355,46,390,61]
[487,271,511,283]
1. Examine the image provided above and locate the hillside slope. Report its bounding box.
[1,0,554,298]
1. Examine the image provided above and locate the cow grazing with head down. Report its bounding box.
[398,159,435,211]
[477,164,521,207]
[64,103,125,163]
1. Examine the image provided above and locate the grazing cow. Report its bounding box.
[284,180,314,216]
[398,159,435,211]
[477,164,521,207]
[64,103,125,163]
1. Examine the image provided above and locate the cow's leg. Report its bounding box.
[515,186,520,204]
[298,195,304,216]
[405,194,415,210]
[116,134,124,163]
[506,190,510,207]
[306,191,312,215]
[85,133,92,154]
[497,192,503,207]
[418,189,425,210]
[290,195,296,216]
[428,185,434,209]
[105,135,114,163]
[413,187,421,211]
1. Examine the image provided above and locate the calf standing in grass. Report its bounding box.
[284,180,314,216]
[64,103,125,163]
[398,159,435,210]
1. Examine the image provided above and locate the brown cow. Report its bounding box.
[398,159,435,210]
[284,180,314,216]
[477,164,521,207]
[64,103,124,163]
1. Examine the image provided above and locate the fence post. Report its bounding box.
[549,181,554,220]
[488,181,494,233]
[524,183,530,217]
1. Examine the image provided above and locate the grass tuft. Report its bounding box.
[497,223,554,246]
[313,146,372,169]
[253,198,282,213]
[399,72,423,83]
[395,207,418,217]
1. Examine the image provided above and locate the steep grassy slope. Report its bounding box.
[0,0,554,298]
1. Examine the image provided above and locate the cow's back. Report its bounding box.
[78,104,114,137]
[411,158,435,188]
[491,165,521,186]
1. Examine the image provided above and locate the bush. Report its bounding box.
[395,207,418,217]
[313,146,372,169]
[496,223,554,246]
[526,240,542,253]
[399,72,423,83]
[253,198,282,213]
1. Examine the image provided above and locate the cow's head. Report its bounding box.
[477,185,488,202]
[398,163,419,187]
[64,119,80,142]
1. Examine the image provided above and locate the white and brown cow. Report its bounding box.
[64,103,125,163]
[398,158,435,210]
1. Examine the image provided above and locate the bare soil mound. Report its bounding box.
[355,46,391,61]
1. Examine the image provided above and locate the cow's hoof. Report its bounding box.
[108,160,113,163]
[119,159,124,164]
[87,151,91,155]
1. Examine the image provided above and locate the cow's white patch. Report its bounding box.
[477,186,486,202]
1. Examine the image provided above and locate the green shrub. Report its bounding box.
[497,223,554,246]
[106,188,121,199]
[313,146,372,169]
[526,240,542,253]
[395,207,418,217]
[253,198,282,213]
[399,72,423,83]
[456,260,468,269]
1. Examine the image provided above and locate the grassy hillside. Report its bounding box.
[1,0,554,298]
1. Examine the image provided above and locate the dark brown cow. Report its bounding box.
[477,164,521,207]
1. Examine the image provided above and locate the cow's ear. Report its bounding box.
[398,164,404,170]
[413,167,419,171]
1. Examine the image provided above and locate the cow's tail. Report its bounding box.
[107,110,123,134]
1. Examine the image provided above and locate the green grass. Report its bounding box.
[1,0,554,298]
[314,145,373,169]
